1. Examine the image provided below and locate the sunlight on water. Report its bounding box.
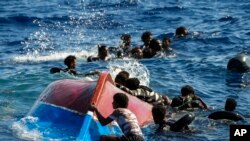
[13,51,89,62]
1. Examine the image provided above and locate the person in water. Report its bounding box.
[130,47,143,59]
[89,93,144,141]
[50,55,77,75]
[208,98,244,121]
[87,45,111,62]
[152,105,195,133]
[119,33,131,56]
[140,31,152,50]
[225,98,237,112]
[119,77,171,106]
[171,85,208,110]
[175,26,188,38]
[114,70,130,87]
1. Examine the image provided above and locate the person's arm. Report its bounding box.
[89,105,113,126]
[193,95,208,109]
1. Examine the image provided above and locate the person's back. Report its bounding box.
[122,78,171,105]
[89,93,144,141]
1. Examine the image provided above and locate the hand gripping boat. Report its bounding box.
[27,72,153,140]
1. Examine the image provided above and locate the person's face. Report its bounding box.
[162,39,170,49]
[133,49,143,59]
[99,48,108,57]
[70,59,76,69]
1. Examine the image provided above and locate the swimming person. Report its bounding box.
[87,45,111,62]
[89,93,144,141]
[152,105,195,133]
[140,31,152,50]
[171,85,208,110]
[119,78,171,106]
[119,33,131,56]
[208,98,244,121]
[50,55,77,75]
[175,26,188,38]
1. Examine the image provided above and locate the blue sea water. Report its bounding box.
[0,0,250,140]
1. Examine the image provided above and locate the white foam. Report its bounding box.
[108,60,150,86]
[12,50,92,62]
[11,116,43,141]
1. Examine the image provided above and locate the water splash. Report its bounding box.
[107,60,150,86]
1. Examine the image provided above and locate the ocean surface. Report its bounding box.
[0,0,250,140]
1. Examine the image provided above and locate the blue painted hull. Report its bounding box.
[28,102,122,140]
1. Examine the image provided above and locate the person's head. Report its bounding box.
[64,55,76,69]
[181,85,195,97]
[149,38,162,52]
[141,31,152,45]
[131,47,143,59]
[116,50,124,58]
[152,105,166,124]
[115,71,130,86]
[126,78,140,90]
[225,98,237,111]
[162,37,171,50]
[112,93,129,109]
[175,26,188,37]
[121,34,131,46]
[98,45,108,60]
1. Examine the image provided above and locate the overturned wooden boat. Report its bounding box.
[27,72,153,140]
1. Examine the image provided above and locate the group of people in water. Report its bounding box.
[49,26,250,141]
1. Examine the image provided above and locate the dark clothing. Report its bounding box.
[119,134,144,141]
[171,96,201,110]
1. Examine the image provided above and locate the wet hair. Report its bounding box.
[149,38,162,52]
[181,85,195,97]
[175,26,188,37]
[131,47,143,59]
[113,93,129,108]
[170,96,183,108]
[121,34,131,41]
[115,71,130,86]
[126,78,140,90]
[64,55,76,68]
[152,105,166,122]
[225,98,237,111]
[141,31,152,43]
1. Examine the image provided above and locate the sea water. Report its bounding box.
[0,0,250,140]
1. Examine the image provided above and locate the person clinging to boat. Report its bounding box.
[89,93,144,141]
[171,85,208,110]
[152,105,195,133]
[118,77,171,106]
